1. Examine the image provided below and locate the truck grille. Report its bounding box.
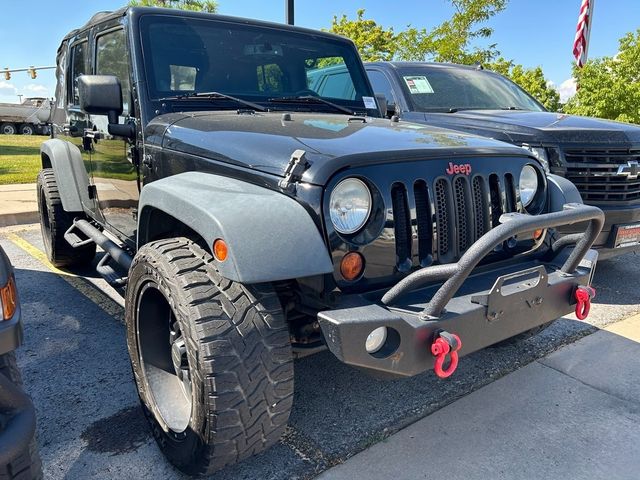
[562,147,640,202]
[391,173,517,266]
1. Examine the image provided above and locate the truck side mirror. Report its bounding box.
[374,93,387,118]
[77,75,134,139]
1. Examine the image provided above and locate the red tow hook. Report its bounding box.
[574,286,596,320]
[431,331,462,379]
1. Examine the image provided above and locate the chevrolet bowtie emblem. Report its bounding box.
[617,161,639,180]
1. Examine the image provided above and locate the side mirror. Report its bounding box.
[78,75,134,138]
[374,93,387,118]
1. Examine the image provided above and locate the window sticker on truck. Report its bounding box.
[362,96,377,109]
[403,75,434,94]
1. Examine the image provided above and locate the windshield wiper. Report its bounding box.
[159,91,267,112]
[268,95,355,115]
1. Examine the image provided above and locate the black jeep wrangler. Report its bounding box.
[38,7,603,476]
[0,246,41,479]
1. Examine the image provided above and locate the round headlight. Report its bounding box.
[330,178,372,234]
[519,165,539,208]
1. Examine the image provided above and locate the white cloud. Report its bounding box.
[558,78,577,103]
[0,81,18,96]
[24,84,49,95]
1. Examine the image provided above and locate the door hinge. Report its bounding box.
[88,185,97,200]
[279,149,311,193]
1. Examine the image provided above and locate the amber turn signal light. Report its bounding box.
[533,228,545,241]
[340,252,364,281]
[1,275,18,321]
[213,239,228,262]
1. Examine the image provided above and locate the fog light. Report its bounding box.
[365,326,388,354]
[340,252,364,281]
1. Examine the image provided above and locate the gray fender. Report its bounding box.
[547,174,583,212]
[40,139,91,213]
[138,172,334,284]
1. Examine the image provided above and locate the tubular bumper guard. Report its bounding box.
[318,203,605,377]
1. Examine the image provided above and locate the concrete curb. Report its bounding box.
[0,211,39,228]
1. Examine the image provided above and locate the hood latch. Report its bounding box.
[279,149,311,193]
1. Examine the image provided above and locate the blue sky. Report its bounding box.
[1,0,638,104]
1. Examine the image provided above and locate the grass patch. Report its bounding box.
[0,134,137,184]
[0,134,44,184]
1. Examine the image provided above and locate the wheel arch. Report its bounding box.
[137,172,334,284]
[40,139,91,213]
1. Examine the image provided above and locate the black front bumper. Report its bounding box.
[318,203,604,377]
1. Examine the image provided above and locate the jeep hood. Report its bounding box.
[418,110,640,145]
[148,111,530,184]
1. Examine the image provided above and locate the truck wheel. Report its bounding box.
[37,169,96,268]
[125,238,294,476]
[0,353,43,480]
[0,123,16,135]
[491,322,554,347]
[19,124,34,135]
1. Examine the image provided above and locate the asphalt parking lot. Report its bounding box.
[2,224,640,480]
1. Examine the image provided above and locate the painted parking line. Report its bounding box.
[5,232,124,322]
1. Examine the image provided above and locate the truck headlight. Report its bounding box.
[329,178,372,234]
[519,165,539,208]
[521,145,550,172]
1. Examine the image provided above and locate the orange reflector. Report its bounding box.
[1,275,18,321]
[213,239,228,262]
[340,252,364,281]
[533,229,544,241]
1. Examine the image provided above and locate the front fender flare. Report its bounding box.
[547,174,583,212]
[138,172,334,284]
[40,139,91,213]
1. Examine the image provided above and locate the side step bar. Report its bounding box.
[64,219,133,287]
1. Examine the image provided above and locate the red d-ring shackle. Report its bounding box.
[431,331,462,379]
[575,286,596,320]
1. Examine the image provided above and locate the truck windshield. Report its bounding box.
[396,66,545,113]
[139,15,374,113]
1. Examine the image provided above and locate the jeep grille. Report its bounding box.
[391,173,518,266]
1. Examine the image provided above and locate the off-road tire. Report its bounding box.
[0,123,16,135]
[37,169,96,268]
[18,125,34,136]
[125,238,294,476]
[491,322,554,347]
[0,353,43,480]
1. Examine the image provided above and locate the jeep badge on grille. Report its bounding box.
[446,162,472,175]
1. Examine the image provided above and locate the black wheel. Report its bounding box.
[125,238,294,476]
[490,322,554,348]
[19,124,34,135]
[0,123,16,135]
[0,353,43,480]
[37,169,96,268]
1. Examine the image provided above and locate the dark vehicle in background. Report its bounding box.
[38,7,603,476]
[0,246,41,479]
[365,62,640,259]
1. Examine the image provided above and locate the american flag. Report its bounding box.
[573,0,595,67]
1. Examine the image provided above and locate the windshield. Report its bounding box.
[396,66,545,113]
[139,15,375,113]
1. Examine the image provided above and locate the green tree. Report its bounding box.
[327,1,507,64]
[129,0,218,13]
[329,9,396,61]
[564,29,640,124]
[487,58,561,111]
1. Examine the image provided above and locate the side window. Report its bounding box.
[69,42,88,106]
[367,70,396,106]
[306,60,356,100]
[96,29,131,114]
